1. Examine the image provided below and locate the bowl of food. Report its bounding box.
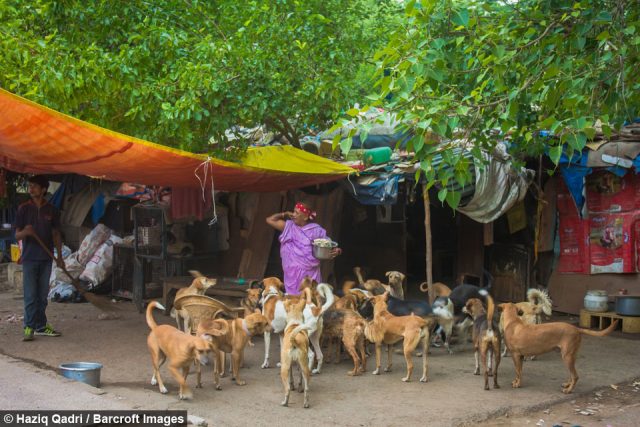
[312,238,338,260]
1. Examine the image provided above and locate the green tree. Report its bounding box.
[353,0,639,208]
[0,0,403,155]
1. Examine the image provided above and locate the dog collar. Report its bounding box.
[242,319,251,337]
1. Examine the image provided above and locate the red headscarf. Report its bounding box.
[295,202,317,220]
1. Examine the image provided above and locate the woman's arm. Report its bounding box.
[266,211,292,232]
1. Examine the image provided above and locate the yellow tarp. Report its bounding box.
[0,88,353,191]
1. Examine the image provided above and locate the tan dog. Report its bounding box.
[364,292,433,382]
[242,288,262,316]
[500,288,553,358]
[171,270,217,333]
[196,310,270,389]
[384,271,406,300]
[463,296,501,390]
[419,281,452,297]
[500,302,619,394]
[146,301,215,400]
[323,308,367,375]
[280,298,313,408]
[353,266,386,295]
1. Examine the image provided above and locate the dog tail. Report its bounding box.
[146,301,165,330]
[527,288,553,316]
[317,283,335,315]
[353,266,365,286]
[288,323,309,346]
[486,294,495,336]
[579,319,619,337]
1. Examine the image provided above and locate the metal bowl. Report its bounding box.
[312,241,338,260]
[59,362,103,387]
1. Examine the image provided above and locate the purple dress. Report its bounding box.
[279,220,327,295]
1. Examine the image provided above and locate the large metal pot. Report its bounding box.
[312,240,338,260]
[615,296,640,317]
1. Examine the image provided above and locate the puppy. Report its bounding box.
[384,271,406,300]
[280,298,313,408]
[196,309,270,388]
[171,270,217,332]
[146,301,213,400]
[322,308,367,375]
[500,302,618,394]
[500,288,553,357]
[364,292,433,382]
[463,296,501,390]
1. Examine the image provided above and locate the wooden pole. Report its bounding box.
[423,184,434,305]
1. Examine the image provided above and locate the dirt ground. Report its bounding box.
[1,291,640,427]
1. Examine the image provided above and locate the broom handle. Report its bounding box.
[29,232,77,284]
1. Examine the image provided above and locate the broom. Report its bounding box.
[31,232,119,312]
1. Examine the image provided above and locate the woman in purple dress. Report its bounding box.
[266,202,341,295]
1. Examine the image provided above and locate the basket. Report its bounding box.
[312,240,338,260]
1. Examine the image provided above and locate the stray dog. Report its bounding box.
[463,296,501,390]
[196,309,270,388]
[384,271,406,300]
[170,270,217,333]
[322,308,367,375]
[261,279,334,373]
[241,288,262,316]
[449,284,489,345]
[500,302,618,394]
[500,288,553,357]
[419,281,452,297]
[280,298,313,408]
[353,266,386,295]
[146,301,214,400]
[364,292,433,382]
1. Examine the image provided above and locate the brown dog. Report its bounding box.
[419,281,452,297]
[146,301,215,400]
[280,298,312,408]
[171,271,217,332]
[384,271,406,300]
[241,288,262,316]
[463,296,501,390]
[196,309,270,389]
[500,302,619,394]
[353,266,386,295]
[500,288,553,358]
[364,292,433,382]
[322,308,367,375]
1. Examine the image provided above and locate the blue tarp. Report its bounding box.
[343,174,400,205]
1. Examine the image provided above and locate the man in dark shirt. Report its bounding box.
[14,175,64,341]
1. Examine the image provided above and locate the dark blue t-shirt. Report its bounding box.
[14,200,61,262]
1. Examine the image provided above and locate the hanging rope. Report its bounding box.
[194,156,218,226]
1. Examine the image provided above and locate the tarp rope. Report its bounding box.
[194,156,218,226]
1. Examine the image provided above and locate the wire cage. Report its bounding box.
[133,204,167,259]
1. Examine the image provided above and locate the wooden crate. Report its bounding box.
[579,309,640,334]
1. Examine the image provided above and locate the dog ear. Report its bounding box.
[254,308,261,314]
[189,270,205,279]
[385,271,391,277]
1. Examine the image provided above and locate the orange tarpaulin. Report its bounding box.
[0,88,353,191]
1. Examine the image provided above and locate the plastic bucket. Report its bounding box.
[59,362,103,387]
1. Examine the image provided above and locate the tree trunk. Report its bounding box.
[423,184,434,305]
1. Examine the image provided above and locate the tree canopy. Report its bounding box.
[0,0,402,156]
[352,0,639,208]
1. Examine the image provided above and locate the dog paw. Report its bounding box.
[474,370,480,376]
[220,372,227,378]
[401,377,410,382]
[311,368,320,375]
[281,401,288,407]
[511,380,521,388]
[261,361,270,369]
[179,392,192,400]
[216,385,222,391]
[304,402,310,409]
[419,376,428,383]
[484,385,490,391]
[276,362,282,368]
[151,377,158,386]
[195,383,202,389]
[372,369,380,375]
[160,386,168,394]
[235,380,246,386]
[383,367,392,373]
